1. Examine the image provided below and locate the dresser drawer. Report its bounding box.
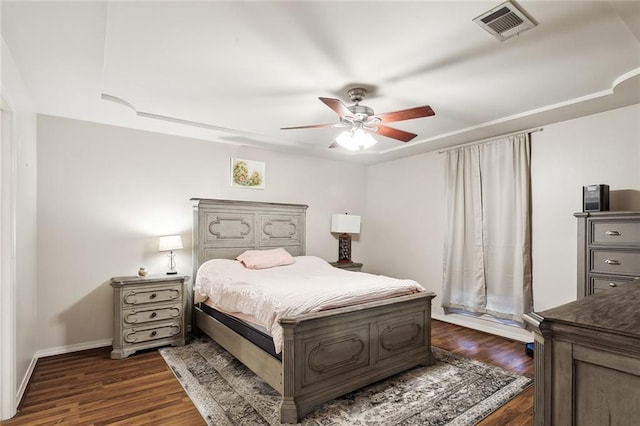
[590,276,638,294]
[591,220,640,245]
[123,304,182,326]
[590,250,640,275]
[122,322,182,345]
[122,285,182,306]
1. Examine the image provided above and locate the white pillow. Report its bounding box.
[236,247,295,270]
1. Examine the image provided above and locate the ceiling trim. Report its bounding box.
[375,67,640,156]
[100,66,640,165]
[100,92,304,151]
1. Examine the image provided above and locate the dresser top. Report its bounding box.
[110,274,189,287]
[574,210,640,218]
[533,279,640,339]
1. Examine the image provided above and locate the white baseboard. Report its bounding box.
[432,312,532,342]
[35,338,113,358]
[16,354,37,408]
[16,339,113,407]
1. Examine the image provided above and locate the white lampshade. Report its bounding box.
[158,235,183,252]
[331,214,361,234]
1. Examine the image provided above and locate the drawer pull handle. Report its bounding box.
[609,282,618,288]
[605,230,621,236]
[150,331,157,337]
[124,332,137,344]
[150,312,157,318]
[124,311,138,324]
[605,259,621,265]
[149,293,157,300]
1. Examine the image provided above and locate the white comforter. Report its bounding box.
[194,256,425,353]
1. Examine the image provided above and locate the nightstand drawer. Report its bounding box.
[591,250,640,275]
[123,322,182,345]
[123,304,182,326]
[123,285,182,306]
[591,220,640,245]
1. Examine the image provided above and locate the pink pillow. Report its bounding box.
[236,248,295,269]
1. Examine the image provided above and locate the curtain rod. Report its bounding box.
[437,127,544,154]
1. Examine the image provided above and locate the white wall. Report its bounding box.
[36,115,367,350]
[364,152,445,300]
[364,104,640,339]
[1,36,38,419]
[531,104,640,310]
[13,99,37,391]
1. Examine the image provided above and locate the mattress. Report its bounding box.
[199,302,281,360]
[194,255,425,353]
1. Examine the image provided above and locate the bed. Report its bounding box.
[189,198,436,423]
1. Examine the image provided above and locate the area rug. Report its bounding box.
[159,337,532,425]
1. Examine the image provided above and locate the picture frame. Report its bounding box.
[230,158,266,189]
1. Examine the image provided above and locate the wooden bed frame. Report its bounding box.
[190,198,435,423]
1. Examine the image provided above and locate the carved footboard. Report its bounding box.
[279,291,435,423]
[195,292,434,423]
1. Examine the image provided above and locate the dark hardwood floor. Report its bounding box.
[1,319,533,425]
[431,320,534,426]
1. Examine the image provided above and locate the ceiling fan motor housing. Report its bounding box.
[347,87,368,103]
[345,87,379,123]
[347,104,375,121]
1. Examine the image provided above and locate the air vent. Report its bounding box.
[473,1,537,42]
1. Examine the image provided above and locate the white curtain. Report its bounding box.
[442,133,532,323]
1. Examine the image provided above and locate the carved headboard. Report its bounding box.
[190,198,308,280]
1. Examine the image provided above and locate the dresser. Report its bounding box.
[523,280,640,425]
[574,211,640,298]
[330,261,363,272]
[110,274,188,359]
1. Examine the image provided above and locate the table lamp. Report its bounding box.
[331,213,361,263]
[158,235,183,275]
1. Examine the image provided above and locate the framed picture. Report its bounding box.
[230,158,266,189]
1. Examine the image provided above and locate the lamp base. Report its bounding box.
[337,233,353,263]
[166,271,178,275]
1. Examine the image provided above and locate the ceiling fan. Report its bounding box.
[280,88,435,149]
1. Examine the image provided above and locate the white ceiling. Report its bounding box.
[2,1,640,164]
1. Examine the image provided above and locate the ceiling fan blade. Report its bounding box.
[375,105,435,123]
[373,124,418,142]
[280,123,334,130]
[319,97,355,118]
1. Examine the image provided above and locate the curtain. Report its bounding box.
[442,133,532,323]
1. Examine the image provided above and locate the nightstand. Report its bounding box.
[110,274,188,359]
[330,262,363,272]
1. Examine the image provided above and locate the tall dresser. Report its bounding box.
[574,211,640,298]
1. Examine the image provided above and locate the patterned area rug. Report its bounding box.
[159,337,532,425]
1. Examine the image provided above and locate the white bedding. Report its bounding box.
[194,255,425,353]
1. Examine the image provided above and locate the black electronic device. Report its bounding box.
[583,184,609,212]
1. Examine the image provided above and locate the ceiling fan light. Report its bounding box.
[359,131,377,149]
[336,128,377,151]
[336,131,359,151]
